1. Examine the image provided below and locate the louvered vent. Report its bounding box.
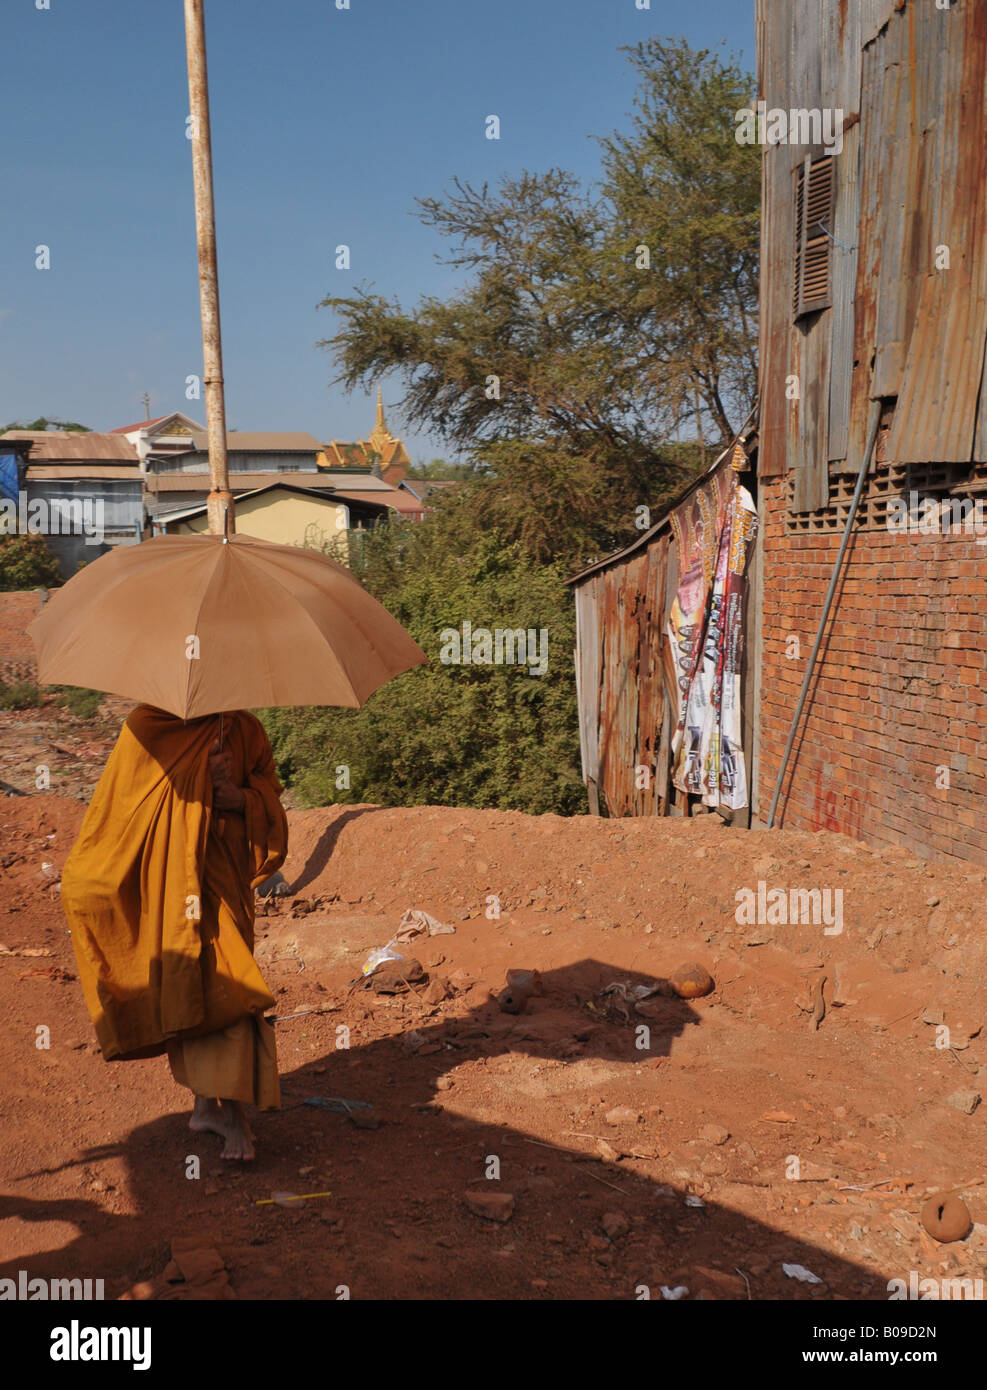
[794,155,834,319]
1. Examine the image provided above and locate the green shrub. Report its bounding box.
[260,502,584,815]
[0,534,62,591]
[52,685,103,719]
[0,678,44,710]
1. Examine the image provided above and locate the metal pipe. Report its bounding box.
[183,0,233,536]
[765,400,882,828]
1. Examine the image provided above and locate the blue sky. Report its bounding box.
[1,0,754,461]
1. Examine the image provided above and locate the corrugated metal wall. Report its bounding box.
[574,534,671,817]
[26,479,142,533]
[757,0,987,494]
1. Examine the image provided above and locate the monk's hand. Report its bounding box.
[208,739,234,781]
[213,782,246,812]
[209,740,245,812]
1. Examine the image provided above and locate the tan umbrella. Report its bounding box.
[27,532,426,719]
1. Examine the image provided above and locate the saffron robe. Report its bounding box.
[62,705,288,1067]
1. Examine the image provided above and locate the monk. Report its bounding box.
[61,704,288,1160]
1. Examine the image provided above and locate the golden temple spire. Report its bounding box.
[369,388,394,454]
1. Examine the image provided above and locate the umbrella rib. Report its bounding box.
[266,547,408,669]
[247,549,367,704]
[243,541,424,707]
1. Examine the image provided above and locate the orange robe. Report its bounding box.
[61,705,288,1104]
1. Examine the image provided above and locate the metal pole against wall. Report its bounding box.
[184,0,233,537]
[766,400,882,828]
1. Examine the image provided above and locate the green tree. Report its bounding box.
[2,418,90,434]
[406,457,478,482]
[298,37,759,814]
[319,39,758,568]
[260,503,583,815]
[598,37,759,445]
[0,534,63,591]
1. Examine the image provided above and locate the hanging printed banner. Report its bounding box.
[666,466,733,740]
[668,474,757,810]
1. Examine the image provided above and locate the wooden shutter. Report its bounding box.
[794,155,835,319]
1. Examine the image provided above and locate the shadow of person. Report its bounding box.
[1,956,883,1302]
[285,806,388,895]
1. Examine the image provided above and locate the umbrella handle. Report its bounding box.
[218,712,224,751]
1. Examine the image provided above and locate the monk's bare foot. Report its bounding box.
[189,1095,255,1161]
[218,1100,255,1161]
[189,1095,225,1138]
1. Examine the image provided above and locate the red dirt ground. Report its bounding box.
[1,702,985,1301]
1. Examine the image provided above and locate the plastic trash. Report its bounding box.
[782,1262,822,1284]
[361,944,405,977]
[394,908,456,941]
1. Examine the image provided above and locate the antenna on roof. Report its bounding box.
[142,392,151,420]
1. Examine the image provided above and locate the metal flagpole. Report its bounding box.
[183,0,233,538]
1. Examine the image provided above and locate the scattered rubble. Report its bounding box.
[3,776,987,1301]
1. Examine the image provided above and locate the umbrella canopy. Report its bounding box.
[27,532,427,719]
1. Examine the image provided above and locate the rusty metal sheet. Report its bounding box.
[755,0,792,478]
[870,7,918,399]
[757,141,793,478]
[827,120,860,463]
[794,0,824,148]
[598,563,637,815]
[860,0,899,48]
[833,0,864,112]
[762,0,987,480]
[887,0,987,463]
[846,29,884,471]
[573,581,600,788]
[977,355,987,462]
[1,432,137,462]
[596,567,621,814]
[793,311,832,511]
[635,542,668,813]
[756,136,793,477]
[573,535,672,817]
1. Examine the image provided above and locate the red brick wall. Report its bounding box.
[0,589,48,682]
[757,478,987,866]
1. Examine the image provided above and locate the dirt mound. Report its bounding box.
[2,790,985,1302]
[279,800,987,985]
